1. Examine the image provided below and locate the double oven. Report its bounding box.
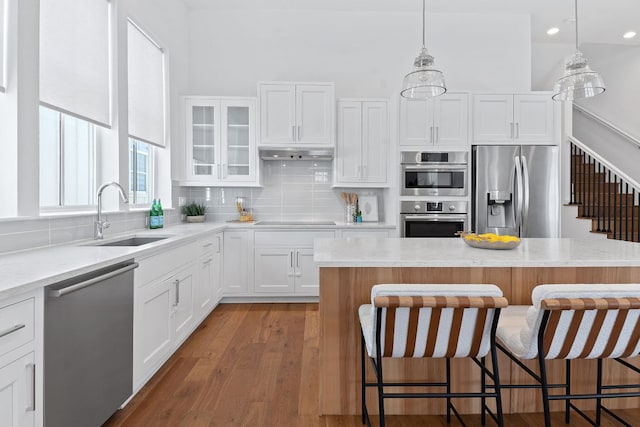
[400,151,468,238]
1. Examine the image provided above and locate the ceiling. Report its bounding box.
[182,0,640,46]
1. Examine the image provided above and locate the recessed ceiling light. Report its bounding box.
[547,27,560,35]
[623,31,637,39]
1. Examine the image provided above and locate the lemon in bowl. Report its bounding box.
[461,232,520,250]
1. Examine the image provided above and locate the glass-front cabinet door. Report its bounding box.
[186,98,220,180]
[184,97,257,185]
[221,100,256,182]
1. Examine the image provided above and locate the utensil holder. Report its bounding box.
[345,204,355,223]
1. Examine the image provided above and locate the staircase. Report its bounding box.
[569,141,640,243]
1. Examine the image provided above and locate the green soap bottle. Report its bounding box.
[150,199,158,229]
[157,199,164,228]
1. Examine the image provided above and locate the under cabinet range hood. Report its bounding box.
[259,147,333,161]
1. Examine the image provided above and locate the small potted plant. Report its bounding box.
[183,202,206,223]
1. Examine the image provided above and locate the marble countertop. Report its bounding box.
[0,220,397,301]
[314,237,640,268]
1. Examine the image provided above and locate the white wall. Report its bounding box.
[575,43,640,143]
[531,42,574,92]
[186,10,532,97]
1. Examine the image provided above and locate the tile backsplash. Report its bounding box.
[182,160,384,223]
[0,162,385,254]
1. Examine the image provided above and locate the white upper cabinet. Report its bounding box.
[472,94,555,144]
[184,97,257,186]
[258,82,335,146]
[336,99,388,186]
[400,93,468,148]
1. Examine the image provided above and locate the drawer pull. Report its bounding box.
[0,323,26,338]
[26,363,36,412]
[203,243,213,248]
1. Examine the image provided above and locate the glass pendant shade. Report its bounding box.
[552,0,605,101]
[401,48,447,99]
[552,50,605,101]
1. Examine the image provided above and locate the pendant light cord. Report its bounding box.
[574,0,579,50]
[422,0,426,48]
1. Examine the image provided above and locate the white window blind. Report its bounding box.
[0,0,6,92]
[127,21,166,148]
[39,0,111,127]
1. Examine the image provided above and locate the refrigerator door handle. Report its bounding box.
[521,155,530,235]
[514,155,524,230]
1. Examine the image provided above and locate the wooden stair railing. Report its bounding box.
[569,141,639,243]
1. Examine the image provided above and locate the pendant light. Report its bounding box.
[400,0,446,99]
[552,0,605,101]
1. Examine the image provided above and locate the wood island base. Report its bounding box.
[318,266,640,416]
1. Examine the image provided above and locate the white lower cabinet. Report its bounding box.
[135,277,173,387]
[195,232,223,319]
[253,230,334,296]
[0,290,42,427]
[339,229,393,238]
[223,230,252,295]
[169,266,195,345]
[133,233,223,391]
[0,352,35,427]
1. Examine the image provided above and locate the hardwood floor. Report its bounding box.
[104,303,639,427]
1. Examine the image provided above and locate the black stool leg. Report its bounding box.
[565,359,571,424]
[538,353,552,427]
[481,356,486,426]
[361,332,366,425]
[446,358,452,424]
[491,344,504,427]
[596,358,603,426]
[376,351,385,427]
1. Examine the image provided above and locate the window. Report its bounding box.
[127,20,166,147]
[0,0,6,92]
[39,106,96,208]
[129,138,154,205]
[39,0,111,126]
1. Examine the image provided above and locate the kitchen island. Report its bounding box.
[314,237,640,416]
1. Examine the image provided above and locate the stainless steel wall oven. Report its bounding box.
[400,201,468,238]
[401,151,468,197]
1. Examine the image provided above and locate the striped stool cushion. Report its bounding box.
[359,284,506,358]
[496,284,640,360]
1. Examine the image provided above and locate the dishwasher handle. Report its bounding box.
[48,262,139,298]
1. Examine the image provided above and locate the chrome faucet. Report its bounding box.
[95,182,129,239]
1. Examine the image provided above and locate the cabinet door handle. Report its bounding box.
[0,323,25,338]
[292,125,296,141]
[203,258,213,265]
[430,126,434,144]
[296,251,300,268]
[216,235,222,253]
[174,279,180,307]
[510,122,514,139]
[26,363,36,412]
[297,125,302,140]
[435,126,439,143]
[515,122,520,139]
[203,243,213,248]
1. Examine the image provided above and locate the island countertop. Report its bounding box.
[314,237,640,268]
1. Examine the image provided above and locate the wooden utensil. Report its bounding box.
[341,192,349,205]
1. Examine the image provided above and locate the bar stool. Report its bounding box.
[359,284,508,427]
[496,284,640,427]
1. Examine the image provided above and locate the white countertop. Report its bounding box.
[0,223,229,300]
[0,220,396,300]
[313,237,640,268]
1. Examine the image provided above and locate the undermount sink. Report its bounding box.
[94,236,169,246]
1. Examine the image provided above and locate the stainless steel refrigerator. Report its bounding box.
[472,145,559,237]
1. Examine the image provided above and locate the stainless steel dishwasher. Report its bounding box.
[44,260,138,427]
